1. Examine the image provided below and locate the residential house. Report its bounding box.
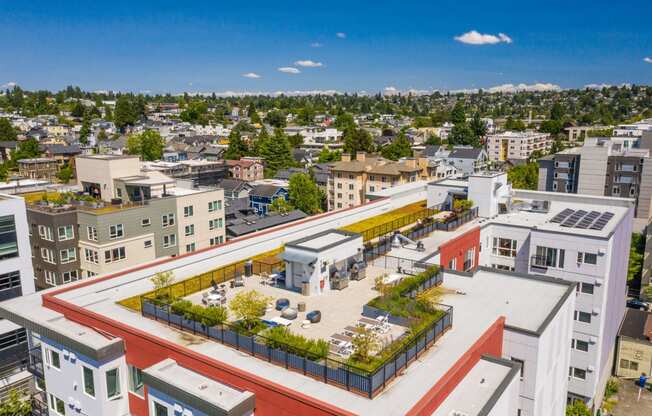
[615,308,652,379]
[486,131,552,162]
[17,158,59,180]
[249,184,289,215]
[218,179,253,200]
[227,159,264,181]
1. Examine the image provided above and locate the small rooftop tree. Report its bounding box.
[350,326,381,365]
[150,271,175,301]
[229,290,271,331]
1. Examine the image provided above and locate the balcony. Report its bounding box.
[27,347,43,380]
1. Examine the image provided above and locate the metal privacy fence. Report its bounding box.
[356,206,441,242]
[362,207,479,263]
[370,256,439,279]
[141,294,453,398]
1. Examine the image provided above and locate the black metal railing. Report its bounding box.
[30,392,48,416]
[530,255,549,269]
[141,270,452,399]
[27,347,44,380]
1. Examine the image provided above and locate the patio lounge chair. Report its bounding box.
[306,310,321,323]
[275,298,290,311]
[281,308,298,320]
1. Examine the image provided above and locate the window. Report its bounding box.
[128,365,144,396]
[574,310,592,323]
[492,238,517,257]
[104,247,126,263]
[572,339,589,352]
[576,282,594,295]
[57,225,74,241]
[41,248,55,264]
[210,236,224,245]
[83,366,95,397]
[163,234,176,248]
[84,248,99,264]
[463,247,475,271]
[45,271,56,286]
[49,394,65,415]
[186,243,196,253]
[620,359,639,371]
[106,368,121,399]
[38,224,53,241]
[577,252,597,265]
[62,270,78,283]
[208,200,222,212]
[184,205,194,217]
[87,226,98,241]
[162,213,175,227]
[49,349,61,369]
[569,367,587,380]
[511,357,525,379]
[144,240,152,248]
[337,183,342,189]
[109,224,124,239]
[369,186,375,192]
[448,258,457,270]
[154,402,169,416]
[184,224,194,236]
[612,186,621,195]
[141,218,151,227]
[534,246,565,268]
[0,271,21,292]
[59,248,77,264]
[348,184,354,190]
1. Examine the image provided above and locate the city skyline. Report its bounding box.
[1,0,651,94]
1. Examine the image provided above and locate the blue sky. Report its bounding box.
[1,0,651,94]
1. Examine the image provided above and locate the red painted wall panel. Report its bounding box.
[406,317,506,416]
[438,226,480,272]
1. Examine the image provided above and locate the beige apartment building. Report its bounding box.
[327,152,423,210]
[486,131,552,161]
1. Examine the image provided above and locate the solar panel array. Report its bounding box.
[549,209,615,231]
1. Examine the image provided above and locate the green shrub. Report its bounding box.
[169,299,227,327]
[263,326,329,359]
[604,377,619,399]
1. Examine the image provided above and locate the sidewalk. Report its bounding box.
[610,379,652,415]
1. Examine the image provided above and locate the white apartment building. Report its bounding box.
[486,131,552,161]
[428,172,633,411]
[0,194,36,397]
[613,118,652,137]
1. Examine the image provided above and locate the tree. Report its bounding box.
[380,133,412,160]
[565,401,591,416]
[56,165,74,183]
[97,129,108,141]
[0,389,31,416]
[70,101,85,118]
[269,197,293,214]
[642,285,652,302]
[79,118,91,145]
[350,326,381,364]
[114,96,140,130]
[317,147,341,163]
[450,101,466,125]
[424,135,441,146]
[507,163,539,190]
[180,101,209,125]
[469,112,487,141]
[264,110,286,128]
[550,138,566,154]
[550,101,565,121]
[12,138,40,161]
[150,271,175,300]
[259,129,294,176]
[540,119,564,135]
[448,123,478,147]
[505,116,526,131]
[628,233,645,283]
[333,113,356,131]
[229,290,271,330]
[288,173,322,214]
[343,128,374,156]
[288,134,303,148]
[126,130,165,161]
[0,118,17,141]
[297,106,315,125]
[224,130,248,160]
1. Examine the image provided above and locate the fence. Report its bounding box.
[361,207,479,263]
[356,206,440,242]
[370,255,439,278]
[142,299,451,398]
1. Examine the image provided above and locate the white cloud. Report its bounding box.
[383,86,399,95]
[242,72,261,79]
[584,83,612,90]
[454,30,513,45]
[310,42,323,48]
[182,89,341,97]
[336,32,347,39]
[486,83,560,93]
[277,67,301,74]
[294,60,323,68]
[1,82,17,89]
[644,57,652,64]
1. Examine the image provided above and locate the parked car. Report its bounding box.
[626,298,649,310]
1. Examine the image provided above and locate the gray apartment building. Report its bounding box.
[27,204,80,289]
[538,135,652,228]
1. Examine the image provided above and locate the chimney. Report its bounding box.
[357,152,366,162]
[341,153,351,162]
